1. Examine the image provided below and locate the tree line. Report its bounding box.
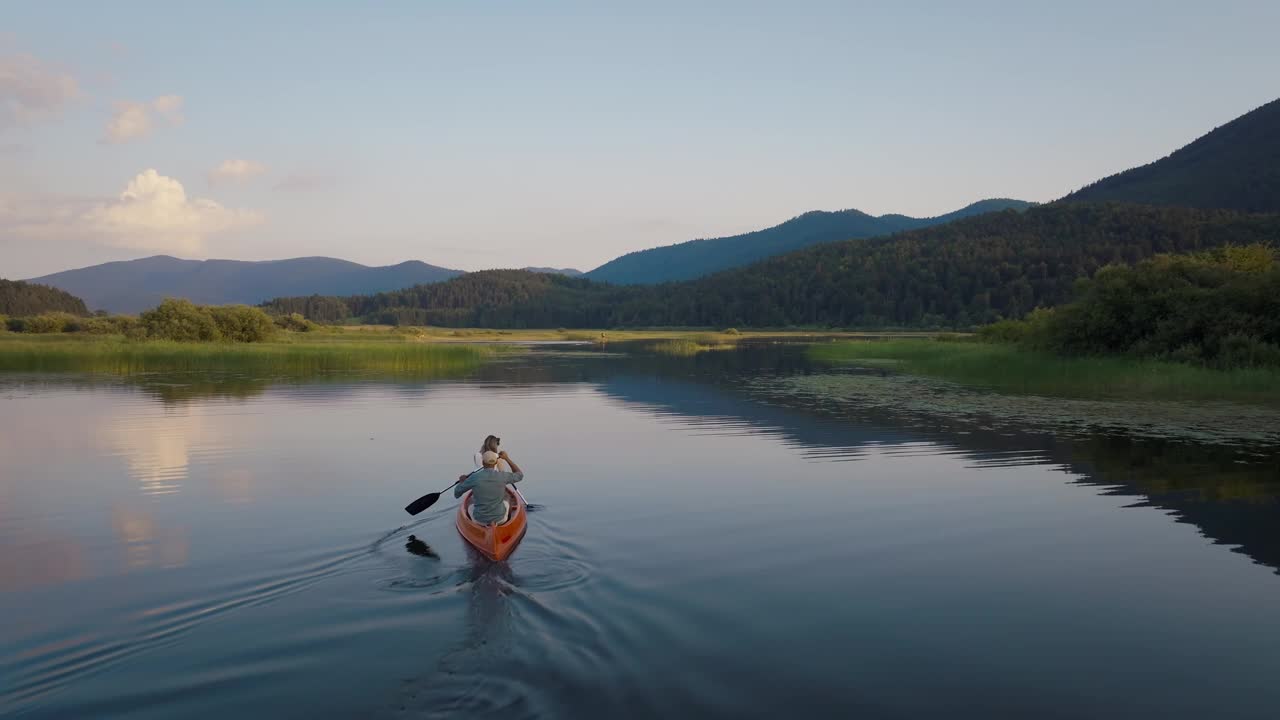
[264,203,1280,329]
[981,244,1280,368]
[0,279,89,316]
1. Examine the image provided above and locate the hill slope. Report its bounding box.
[0,279,90,316]
[28,256,462,314]
[1062,97,1280,212]
[267,204,1280,329]
[584,198,1034,285]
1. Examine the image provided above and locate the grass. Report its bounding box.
[643,334,742,356]
[0,333,497,376]
[810,339,1280,404]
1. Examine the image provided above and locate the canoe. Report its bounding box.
[455,486,528,561]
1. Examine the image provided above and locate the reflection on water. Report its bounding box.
[2,344,1279,719]
[112,505,189,571]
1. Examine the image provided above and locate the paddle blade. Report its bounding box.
[404,491,442,516]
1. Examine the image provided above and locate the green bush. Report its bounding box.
[723,327,741,335]
[1215,334,1280,369]
[82,317,115,334]
[24,311,80,334]
[0,313,7,333]
[977,307,1055,347]
[209,305,277,343]
[140,299,221,342]
[81,315,138,335]
[274,312,320,333]
[6,316,26,332]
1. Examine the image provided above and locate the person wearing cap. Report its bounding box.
[454,449,524,524]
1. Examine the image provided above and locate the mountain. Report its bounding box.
[583,198,1035,285]
[0,279,89,316]
[27,256,462,314]
[522,267,584,276]
[266,204,1280,329]
[1062,97,1280,212]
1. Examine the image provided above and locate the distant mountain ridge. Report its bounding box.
[28,256,462,314]
[1062,97,1280,212]
[265,204,1280,329]
[584,198,1035,285]
[522,267,584,276]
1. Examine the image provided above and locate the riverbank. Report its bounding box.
[810,339,1280,404]
[0,333,497,376]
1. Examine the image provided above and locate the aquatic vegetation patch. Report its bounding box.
[755,370,1280,446]
[811,339,1280,404]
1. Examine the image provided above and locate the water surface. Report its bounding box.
[3,345,1279,719]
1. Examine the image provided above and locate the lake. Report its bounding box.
[3,342,1280,719]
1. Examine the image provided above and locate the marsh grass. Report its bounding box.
[811,339,1280,404]
[0,334,496,376]
[645,333,742,356]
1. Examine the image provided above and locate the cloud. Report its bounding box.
[0,169,262,255]
[101,95,184,144]
[0,53,80,127]
[152,94,183,122]
[274,172,338,192]
[208,158,268,185]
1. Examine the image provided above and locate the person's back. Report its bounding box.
[455,451,524,524]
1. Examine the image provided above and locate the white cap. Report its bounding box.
[481,450,499,466]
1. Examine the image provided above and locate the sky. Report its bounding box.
[2,1,1278,279]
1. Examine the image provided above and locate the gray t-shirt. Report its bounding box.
[454,467,524,524]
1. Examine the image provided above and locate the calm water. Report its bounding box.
[3,344,1280,719]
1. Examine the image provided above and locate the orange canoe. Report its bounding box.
[456,486,528,561]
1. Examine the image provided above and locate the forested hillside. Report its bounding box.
[585,199,1034,285]
[1062,98,1280,212]
[265,204,1280,329]
[0,279,90,316]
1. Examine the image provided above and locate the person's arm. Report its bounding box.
[498,452,524,483]
[454,469,479,498]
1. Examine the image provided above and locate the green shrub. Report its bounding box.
[275,312,320,333]
[0,314,7,333]
[81,315,138,335]
[24,311,80,334]
[209,305,277,343]
[140,299,221,342]
[82,317,116,334]
[7,316,27,332]
[977,319,1027,344]
[1215,334,1280,369]
[723,327,741,335]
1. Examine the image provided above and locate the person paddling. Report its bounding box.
[474,435,512,472]
[455,450,524,525]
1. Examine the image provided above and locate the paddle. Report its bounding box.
[404,473,471,516]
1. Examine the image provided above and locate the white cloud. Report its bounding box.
[0,53,80,127]
[0,169,263,255]
[208,158,268,185]
[101,95,184,144]
[102,100,150,143]
[152,94,183,123]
